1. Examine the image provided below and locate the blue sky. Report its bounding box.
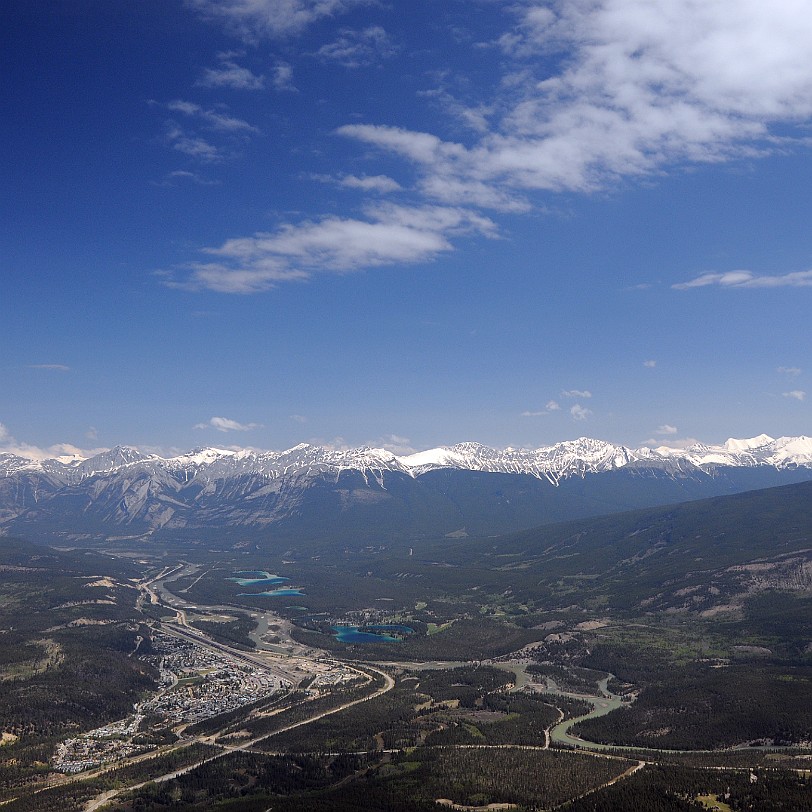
[2,0,811,459]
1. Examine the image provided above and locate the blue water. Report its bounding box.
[238,588,305,597]
[229,575,290,587]
[332,624,414,644]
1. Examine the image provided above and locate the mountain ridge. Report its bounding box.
[3,433,812,483]
[2,434,811,544]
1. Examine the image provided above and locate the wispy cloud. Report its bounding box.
[194,416,262,432]
[165,125,222,162]
[165,204,497,293]
[188,0,372,40]
[643,359,657,368]
[316,26,397,68]
[418,87,494,135]
[655,424,678,435]
[778,366,802,376]
[562,389,591,399]
[521,399,561,417]
[570,403,591,421]
[673,269,812,290]
[310,173,403,193]
[27,364,70,372]
[198,54,266,90]
[158,100,259,165]
[783,390,806,402]
[272,61,296,91]
[166,100,258,134]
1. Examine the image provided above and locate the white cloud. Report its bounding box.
[311,173,402,193]
[166,100,259,134]
[0,423,106,462]
[290,414,308,423]
[272,62,296,91]
[165,125,222,162]
[198,55,266,90]
[562,389,591,398]
[545,400,561,411]
[778,366,802,376]
[166,204,497,293]
[655,424,678,435]
[157,101,258,165]
[376,434,416,454]
[194,416,262,432]
[316,26,397,68]
[27,364,70,371]
[188,0,371,40]
[783,390,806,401]
[338,174,402,193]
[338,1,812,207]
[570,403,592,421]
[673,269,812,290]
[643,359,656,368]
[644,436,702,450]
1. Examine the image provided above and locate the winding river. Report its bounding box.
[546,674,625,749]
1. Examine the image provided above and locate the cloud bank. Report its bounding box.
[194,416,262,432]
[341,0,812,205]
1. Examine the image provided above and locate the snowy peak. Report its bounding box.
[2,433,811,541]
[2,435,811,485]
[724,434,775,453]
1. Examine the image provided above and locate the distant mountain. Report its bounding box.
[1,434,811,545]
[446,477,812,616]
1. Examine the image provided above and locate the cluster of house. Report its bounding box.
[52,631,288,773]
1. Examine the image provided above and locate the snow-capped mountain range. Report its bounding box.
[1,434,811,543]
[4,434,812,483]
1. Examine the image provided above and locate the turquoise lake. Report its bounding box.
[229,570,291,587]
[229,576,290,587]
[332,624,414,644]
[238,588,305,597]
